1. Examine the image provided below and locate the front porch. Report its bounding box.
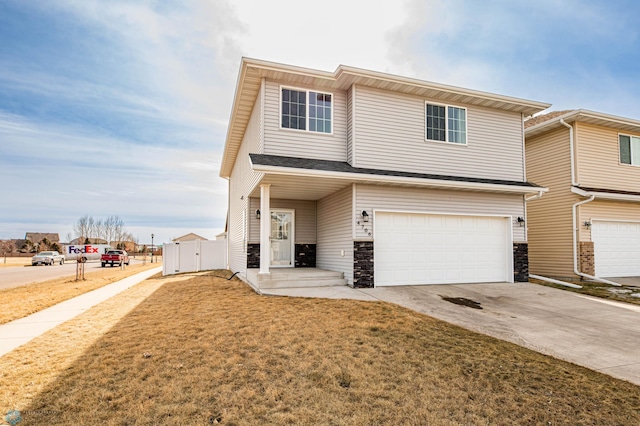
[246,268,348,292]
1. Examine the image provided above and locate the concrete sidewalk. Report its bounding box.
[0,266,162,358]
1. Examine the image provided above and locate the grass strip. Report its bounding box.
[0,262,160,325]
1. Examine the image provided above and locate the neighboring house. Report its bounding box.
[173,233,209,242]
[525,110,640,280]
[23,232,60,252]
[25,232,60,244]
[220,58,550,289]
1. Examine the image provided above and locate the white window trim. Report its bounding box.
[279,85,334,135]
[425,101,468,145]
[618,132,640,167]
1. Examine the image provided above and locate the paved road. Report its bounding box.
[0,259,152,291]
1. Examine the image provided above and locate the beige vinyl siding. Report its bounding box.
[247,198,317,244]
[575,122,640,192]
[578,200,640,241]
[228,82,265,274]
[525,127,577,277]
[353,86,525,181]
[317,185,354,285]
[263,80,347,161]
[354,184,525,241]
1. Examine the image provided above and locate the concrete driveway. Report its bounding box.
[263,281,640,386]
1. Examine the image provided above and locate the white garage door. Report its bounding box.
[592,221,640,277]
[374,212,511,286]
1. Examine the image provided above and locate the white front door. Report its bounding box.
[270,210,295,267]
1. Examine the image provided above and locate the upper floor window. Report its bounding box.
[281,87,332,134]
[426,103,467,144]
[619,134,640,165]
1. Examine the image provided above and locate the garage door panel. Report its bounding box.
[593,221,640,277]
[375,212,510,286]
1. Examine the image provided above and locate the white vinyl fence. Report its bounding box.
[162,240,227,276]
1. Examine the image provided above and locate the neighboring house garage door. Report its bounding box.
[374,212,511,286]
[592,220,640,277]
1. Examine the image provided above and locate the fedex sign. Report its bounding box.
[64,244,112,260]
[68,245,99,254]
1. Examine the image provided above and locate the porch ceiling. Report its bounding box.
[248,174,352,200]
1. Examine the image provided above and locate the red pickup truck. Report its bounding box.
[101,250,130,267]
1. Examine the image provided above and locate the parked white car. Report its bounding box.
[32,251,65,266]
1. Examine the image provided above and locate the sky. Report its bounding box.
[1,0,640,245]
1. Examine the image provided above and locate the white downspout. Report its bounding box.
[525,190,543,202]
[559,119,579,186]
[572,195,621,286]
[529,274,582,289]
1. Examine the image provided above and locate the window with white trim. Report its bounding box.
[281,87,332,134]
[619,134,640,165]
[425,103,467,144]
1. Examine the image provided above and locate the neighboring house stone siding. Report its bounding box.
[579,241,595,276]
[353,241,374,288]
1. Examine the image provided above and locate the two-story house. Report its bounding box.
[220,58,550,290]
[525,110,640,281]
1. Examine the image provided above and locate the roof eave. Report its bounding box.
[252,163,548,195]
[572,186,640,203]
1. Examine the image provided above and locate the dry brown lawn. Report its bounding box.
[0,257,30,267]
[531,278,640,306]
[1,272,639,425]
[0,262,160,325]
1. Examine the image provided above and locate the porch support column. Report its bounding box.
[259,184,271,274]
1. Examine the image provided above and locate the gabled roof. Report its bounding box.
[525,109,640,138]
[172,233,209,242]
[220,58,551,178]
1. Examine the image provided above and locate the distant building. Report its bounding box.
[22,232,61,252]
[25,232,60,243]
[172,233,209,242]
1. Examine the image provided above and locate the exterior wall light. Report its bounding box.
[256,209,261,220]
[583,220,592,228]
[516,217,525,227]
[362,210,369,222]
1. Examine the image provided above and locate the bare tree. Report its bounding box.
[104,215,124,246]
[0,240,15,263]
[73,214,132,247]
[95,218,105,242]
[87,216,96,242]
[73,215,91,243]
